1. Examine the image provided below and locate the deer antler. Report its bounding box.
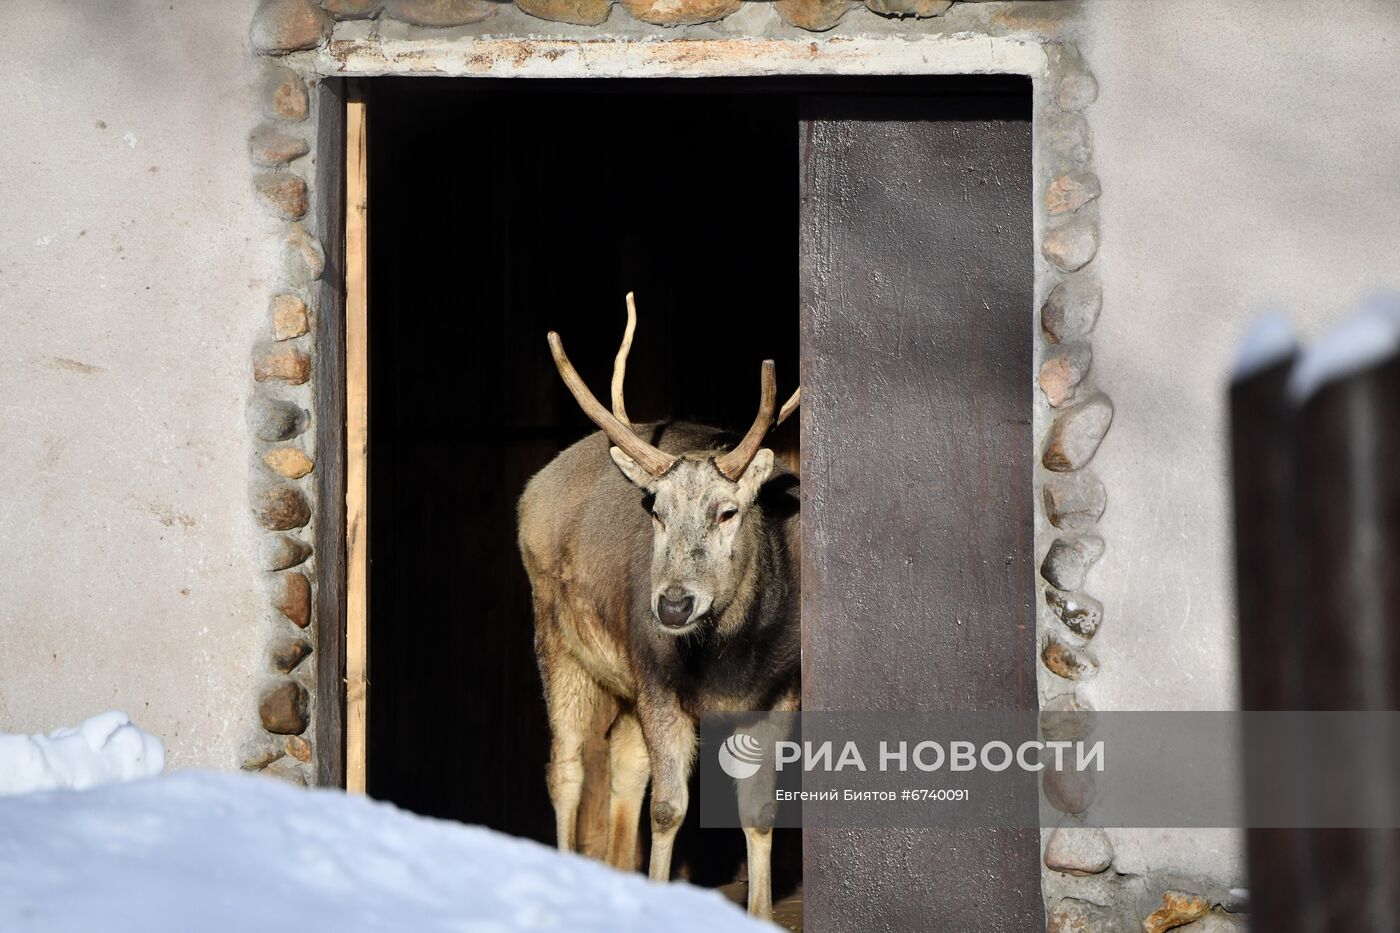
[775,387,800,428]
[611,292,638,428]
[548,330,678,478]
[715,360,777,481]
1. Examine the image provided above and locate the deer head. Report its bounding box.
[548,293,798,636]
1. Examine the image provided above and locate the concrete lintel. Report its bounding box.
[317,33,1047,79]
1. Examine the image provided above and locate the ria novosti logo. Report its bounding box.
[717,732,764,779]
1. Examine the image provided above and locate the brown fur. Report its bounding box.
[518,421,800,918]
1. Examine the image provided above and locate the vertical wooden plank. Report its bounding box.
[1229,352,1308,933]
[344,91,370,795]
[314,78,348,789]
[1293,352,1400,930]
[799,92,1038,931]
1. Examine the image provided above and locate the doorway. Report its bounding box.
[356,74,1033,931]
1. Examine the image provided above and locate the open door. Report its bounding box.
[799,92,1040,930]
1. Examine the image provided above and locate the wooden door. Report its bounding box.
[799,91,1040,931]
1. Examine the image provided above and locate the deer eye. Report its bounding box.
[718,505,739,523]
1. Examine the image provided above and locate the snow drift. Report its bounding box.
[0,710,165,795]
[0,770,765,932]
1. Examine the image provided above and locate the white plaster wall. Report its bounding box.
[0,1,274,768]
[1079,0,1400,882]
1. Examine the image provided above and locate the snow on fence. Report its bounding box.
[1230,294,1400,932]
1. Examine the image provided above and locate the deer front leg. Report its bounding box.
[734,726,780,919]
[743,827,774,920]
[637,694,696,883]
[736,699,798,918]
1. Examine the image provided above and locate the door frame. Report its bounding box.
[302,33,1108,926]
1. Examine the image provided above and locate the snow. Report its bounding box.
[1231,309,1295,382]
[0,711,165,795]
[1287,293,1400,402]
[0,770,765,933]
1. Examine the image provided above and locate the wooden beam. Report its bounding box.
[313,78,348,790]
[344,91,370,795]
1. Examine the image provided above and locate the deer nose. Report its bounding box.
[656,588,696,628]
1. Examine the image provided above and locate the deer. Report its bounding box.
[517,294,801,919]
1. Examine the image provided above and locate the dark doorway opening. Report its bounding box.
[364,74,1031,931]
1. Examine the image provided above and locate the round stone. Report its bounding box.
[271,637,313,673]
[1046,588,1104,640]
[271,295,310,341]
[259,680,309,735]
[1041,692,1097,742]
[1040,535,1105,592]
[250,398,309,442]
[1056,71,1100,112]
[1047,172,1101,217]
[263,67,309,122]
[254,344,312,385]
[260,534,312,571]
[1042,635,1099,681]
[773,0,853,30]
[1042,393,1113,472]
[251,0,332,55]
[1041,278,1102,344]
[254,172,308,219]
[286,224,325,282]
[620,0,741,25]
[1046,897,1116,933]
[1039,342,1092,408]
[249,125,310,166]
[253,485,311,531]
[1043,766,1096,815]
[514,0,612,24]
[1042,470,1106,531]
[1043,219,1099,272]
[275,571,312,627]
[285,734,314,763]
[1044,825,1113,875]
[265,447,314,479]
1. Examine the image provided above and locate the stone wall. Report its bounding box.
[245,0,1141,919]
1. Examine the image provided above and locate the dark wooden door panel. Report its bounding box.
[799,94,1039,931]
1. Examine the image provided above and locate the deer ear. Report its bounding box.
[735,448,774,504]
[610,446,657,492]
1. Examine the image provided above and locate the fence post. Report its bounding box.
[1292,342,1400,930]
[1230,342,1306,933]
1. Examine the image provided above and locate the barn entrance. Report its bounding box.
[354,75,1033,931]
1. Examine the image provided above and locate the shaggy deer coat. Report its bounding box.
[517,304,800,919]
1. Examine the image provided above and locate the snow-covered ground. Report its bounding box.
[0,710,164,795]
[0,770,765,932]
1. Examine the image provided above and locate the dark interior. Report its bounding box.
[365,79,801,854]
[364,76,1030,917]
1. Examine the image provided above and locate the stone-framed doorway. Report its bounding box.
[243,2,1111,924]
